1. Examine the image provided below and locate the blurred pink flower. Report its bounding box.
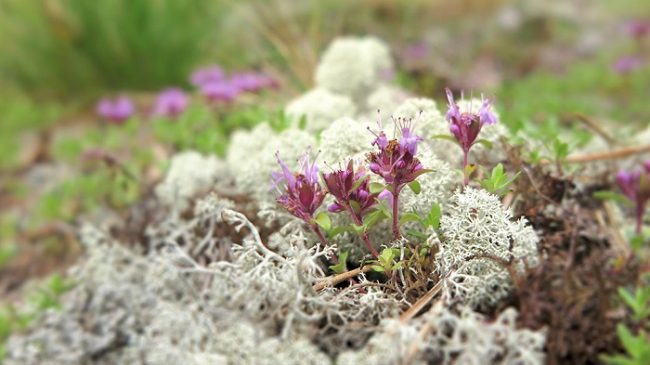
[152,88,188,118]
[612,55,644,74]
[190,65,225,87]
[96,96,135,124]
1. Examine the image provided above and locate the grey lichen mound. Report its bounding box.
[337,304,546,365]
[318,117,375,167]
[4,203,332,365]
[315,36,393,101]
[227,125,317,202]
[437,188,540,310]
[156,151,226,211]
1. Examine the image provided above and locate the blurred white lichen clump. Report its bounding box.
[227,126,316,201]
[437,188,539,310]
[337,304,546,365]
[155,151,225,211]
[315,36,393,100]
[285,88,357,132]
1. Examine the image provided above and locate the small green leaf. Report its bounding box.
[329,225,353,238]
[371,265,385,272]
[408,181,421,195]
[349,177,365,193]
[329,251,349,274]
[399,212,422,225]
[593,191,632,205]
[349,200,361,214]
[314,212,332,232]
[474,139,493,149]
[363,209,387,228]
[425,203,441,229]
[431,134,458,144]
[351,224,366,235]
[406,229,428,240]
[369,182,385,194]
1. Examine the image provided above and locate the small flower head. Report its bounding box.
[152,88,188,118]
[200,81,240,103]
[613,55,644,74]
[323,160,377,215]
[617,161,650,233]
[445,88,498,154]
[229,72,277,93]
[190,65,225,87]
[272,150,326,223]
[96,96,135,124]
[367,115,426,188]
[624,19,650,39]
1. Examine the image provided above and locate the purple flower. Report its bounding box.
[617,161,650,234]
[200,81,240,103]
[377,189,394,209]
[96,96,135,124]
[229,72,277,93]
[367,118,426,188]
[152,88,188,118]
[445,88,498,184]
[613,56,644,74]
[367,116,427,239]
[190,65,225,87]
[445,88,497,155]
[323,161,377,216]
[272,150,326,223]
[624,19,650,39]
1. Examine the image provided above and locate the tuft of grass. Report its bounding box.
[0,0,226,98]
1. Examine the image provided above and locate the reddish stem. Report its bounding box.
[636,203,645,235]
[392,183,401,240]
[462,150,469,186]
[344,204,379,258]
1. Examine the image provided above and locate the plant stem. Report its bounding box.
[392,183,401,239]
[344,204,379,258]
[636,203,645,235]
[462,150,469,186]
[311,224,329,247]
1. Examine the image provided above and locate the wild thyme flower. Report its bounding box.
[152,88,188,118]
[230,72,277,93]
[613,55,644,74]
[190,65,225,87]
[367,116,427,238]
[445,88,498,184]
[272,150,328,244]
[624,19,650,40]
[617,161,650,234]
[96,96,135,124]
[323,160,378,257]
[201,81,240,103]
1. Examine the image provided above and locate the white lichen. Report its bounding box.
[315,37,393,101]
[337,303,546,365]
[318,117,374,167]
[437,188,540,309]
[155,151,226,211]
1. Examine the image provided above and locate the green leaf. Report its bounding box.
[313,212,331,232]
[349,200,361,214]
[362,210,387,229]
[408,181,421,195]
[594,191,632,205]
[349,177,365,193]
[474,139,493,149]
[431,134,458,144]
[329,251,349,274]
[425,203,441,229]
[351,224,366,235]
[406,229,428,240]
[371,265,385,272]
[399,212,422,225]
[369,182,386,194]
[329,225,353,238]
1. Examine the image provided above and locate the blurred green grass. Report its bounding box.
[0,0,226,98]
